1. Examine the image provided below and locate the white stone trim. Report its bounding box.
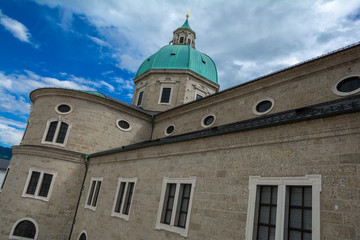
[158,85,173,105]
[116,119,132,132]
[164,124,175,136]
[77,230,87,240]
[245,175,321,240]
[21,168,57,202]
[111,177,137,221]
[55,103,73,115]
[201,113,216,128]
[41,118,72,147]
[9,217,39,240]
[252,97,275,115]
[136,89,144,107]
[155,177,196,237]
[85,177,103,211]
[331,73,360,96]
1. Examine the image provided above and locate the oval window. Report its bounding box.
[253,98,274,115]
[202,114,216,127]
[165,125,175,136]
[56,104,72,114]
[117,120,131,131]
[336,76,360,93]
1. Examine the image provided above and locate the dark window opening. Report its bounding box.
[56,122,69,143]
[38,173,53,197]
[196,94,203,100]
[122,182,135,215]
[118,120,130,130]
[255,186,278,240]
[87,181,96,206]
[161,183,176,225]
[179,37,184,44]
[57,104,71,113]
[166,125,175,135]
[92,181,101,207]
[45,121,58,142]
[137,91,144,106]
[160,88,171,103]
[336,76,360,93]
[187,39,191,45]
[203,115,215,126]
[114,182,126,213]
[26,171,41,195]
[256,100,273,113]
[175,184,191,228]
[13,220,36,239]
[79,232,87,240]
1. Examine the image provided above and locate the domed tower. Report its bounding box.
[132,13,219,112]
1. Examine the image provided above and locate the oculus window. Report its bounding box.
[10,218,38,240]
[111,177,137,221]
[22,168,57,201]
[201,114,216,128]
[85,177,103,211]
[159,87,172,104]
[156,177,196,237]
[117,119,131,131]
[165,125,175,136]
[42,119,71,146]
[246,175,321,240]
[332,75,360,96]
[55,104,72,114]
[253,98,275,115]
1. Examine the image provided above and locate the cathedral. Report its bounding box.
[0,14,360,240]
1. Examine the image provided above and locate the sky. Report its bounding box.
[0,0,359,148]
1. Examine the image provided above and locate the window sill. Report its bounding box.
[155,223,188,237]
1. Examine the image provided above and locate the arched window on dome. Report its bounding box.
[42,118,71,146]
[10,218,38,239]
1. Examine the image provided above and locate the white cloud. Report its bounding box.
[0,9,37,47]
[88,35,111,47]
[100,80,115,92]
[0,117,26,146]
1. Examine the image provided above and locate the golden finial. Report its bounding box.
[186,10,190,19]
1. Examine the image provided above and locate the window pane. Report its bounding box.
[196,94,203,100]
[290,187,302,207]
[26,171,40,195]
[38,173,53,197]
[114,182,126,213]
[257,225,268,240]
[269,227,276,240]
[122,182,135,215]
[270,206,277,225]
[260,186,271,204]
[303,232,312,240]
[87,181,96,206]
[160,88,171,103]
[13,220,36,238]
[45,121,58,142]
[92,181,101,207]
[175,184,191,228]
[303,209,312,230]
[56,122,69,144]
[289,230,302,240]
[162,183,176,224]
[259,206,270,224]
[289,208,302,229]
[304,187,312,207]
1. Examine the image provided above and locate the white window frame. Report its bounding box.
[0,167,10,192]
[155,177,196,237]
[158,85,173,105]
[245,175,321,240]
[111,177,137,221]
[85,177,103,211]
[41,118,72,146]
[9,217,39,240]
[22,168,57,202]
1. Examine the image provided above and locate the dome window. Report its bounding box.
[179,37,184,44]
[55,104,72,114]
[187,39,191,45]
[117,119,131,131]
[332,76,360,96]
[165,125,175,136]
[201,114,216,128]
[253,98,274,115]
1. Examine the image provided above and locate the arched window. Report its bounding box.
[10,218,38,239]
[78,231,87,240]
[42,119,71,146]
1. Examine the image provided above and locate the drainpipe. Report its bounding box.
[68,155,88,240]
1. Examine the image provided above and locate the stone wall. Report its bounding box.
[71,111,360,240]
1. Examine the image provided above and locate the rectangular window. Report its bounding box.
[42,120,71,146]
[111,177,137,220]
[22,168,57,201]
[195,93,204,100]
[246,175,321,240]
[137,91,144,107]
[85,177,103,211]
[156,177,196,237]
[187,39,191,45]
[179,36,184,44]
[0,168,10,191]
[160,87,172,104]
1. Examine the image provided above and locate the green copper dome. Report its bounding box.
[135,45,218,84]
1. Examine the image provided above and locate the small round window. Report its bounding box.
[55,104,72,114]
[332,76,360,96]
[201,114,216,127]
[253,98,274,115]
[117,119,131,131]
[165,125,175,136]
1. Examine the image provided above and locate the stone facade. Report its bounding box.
[0,18,360,240]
